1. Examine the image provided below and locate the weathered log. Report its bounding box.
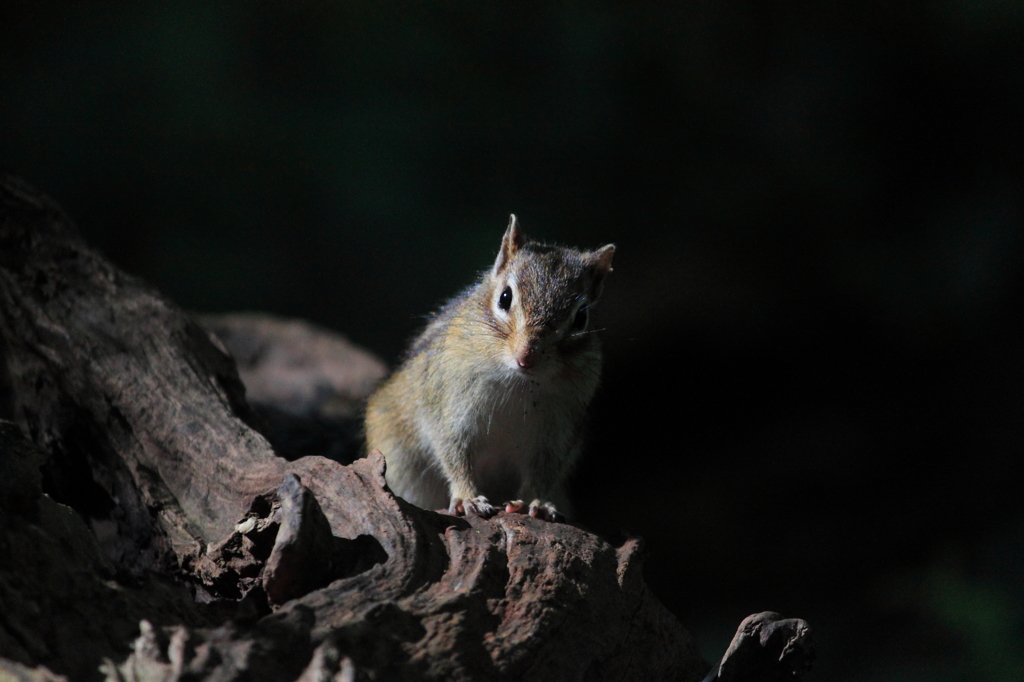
[0,173,813,681]
[0,422,208,681]
[703,612,815,682]
[198,312,387,464]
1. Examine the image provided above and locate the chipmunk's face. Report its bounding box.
[489,215,614,378]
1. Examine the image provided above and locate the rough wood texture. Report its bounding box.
[0,174,813,681]
[0,421,208,681]
[198,312,387,464]
[702,612,815,682]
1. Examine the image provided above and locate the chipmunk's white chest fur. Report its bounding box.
[467,377,550,498]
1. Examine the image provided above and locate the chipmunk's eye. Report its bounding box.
[571,306,588,331]
[498,286,513,311]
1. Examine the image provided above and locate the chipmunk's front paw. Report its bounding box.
[449,495,496,518]
[504,499,564,523]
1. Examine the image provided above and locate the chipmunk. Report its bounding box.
[365,214,614,522]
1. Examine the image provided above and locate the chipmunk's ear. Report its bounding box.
[592,244,615,277]
[589,244,615,299]
[493,213,526,275]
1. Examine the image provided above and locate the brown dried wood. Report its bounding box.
[0,174,813,682]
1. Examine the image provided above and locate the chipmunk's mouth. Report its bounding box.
[508,357,557,385]
[507,359,535,376]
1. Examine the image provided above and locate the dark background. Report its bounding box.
[2,2,1022,679]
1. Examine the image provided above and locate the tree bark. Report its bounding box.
[0,174,812,682]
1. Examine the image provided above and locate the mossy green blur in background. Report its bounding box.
[2,2,1022,679]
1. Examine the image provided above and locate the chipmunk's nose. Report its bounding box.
[513,327,548,371]
[514,341,540,370]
